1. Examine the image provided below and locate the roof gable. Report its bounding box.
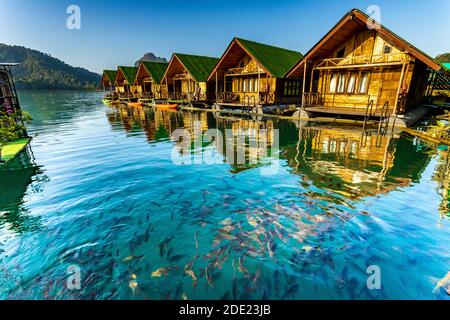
[287,8,441,77]
[140,61,169,84]
[235,38,303,78]
[174,53,219,82]
[116,66,138,84]
[102,70,117,84]
[208,38,303,81]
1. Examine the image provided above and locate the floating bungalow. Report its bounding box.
[208,38,303,111]
[115,66,139,101]
[134,61,169,102]
[287,9,444,126]
[161,53,219,104]
[101,70,117,93]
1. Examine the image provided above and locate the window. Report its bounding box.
[254,78,259,92]
[284,80,301,96]
[383,45,392,54]
[337,48,345,58]
[337,74,346,93]
[347,74,357,93]
[358,72,369,94]
[329,74,338,93]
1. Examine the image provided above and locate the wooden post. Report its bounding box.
[187,76,191,101]
[257,68,261,105]
[309,63,314,93]
[393,57,408,115]
[215,71,218,100]
[302,60,307,107]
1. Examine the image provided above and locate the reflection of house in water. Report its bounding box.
[433,148,450,219]
[0,149,43,235]
[283,123,431,198]
[213,117,277,173]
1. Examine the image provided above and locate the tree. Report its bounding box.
[435,53,450,64]
[0,111,32,162]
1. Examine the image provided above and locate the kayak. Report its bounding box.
[127,102,144,108]
[155,104,179,110]
[103,99,120,105]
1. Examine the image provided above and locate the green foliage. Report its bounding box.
[0,111,32,146]
[0,43,101,90]
[435,53,450,64]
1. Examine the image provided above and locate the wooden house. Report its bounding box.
[287,9,443,123]
[115,66,139,97]
[101,70,117,92]
[134,61,169,101]
[208,38,303,108]
[161,53,219,103]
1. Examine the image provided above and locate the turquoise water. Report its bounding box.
[0,90,449,300]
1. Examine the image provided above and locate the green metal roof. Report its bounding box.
[141,61,169,84]
[175,53,219,82]
[118,66,138,84]
[235,38,303,78]
[103,70,117,83]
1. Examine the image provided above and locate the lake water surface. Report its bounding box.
[0,91,449,300]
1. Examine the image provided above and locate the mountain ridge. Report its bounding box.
[0,43,101,90]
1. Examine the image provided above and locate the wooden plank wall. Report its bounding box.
[316,29,419,113]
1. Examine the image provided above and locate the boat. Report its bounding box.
[155,104,179,110]
[127,102,144,108]
[0,63,31,165]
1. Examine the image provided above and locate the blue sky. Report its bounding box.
[0,0,449,74]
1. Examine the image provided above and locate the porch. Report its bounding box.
[302,92,396,118]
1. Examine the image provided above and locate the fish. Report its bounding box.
[184,261,198,288]
[194,231,199,251]
[238,256,249,275]
[151,267,173,278]
[169,254,186,263]
[247,216,258,228]
[122,256,134,262]
[219,225,234,234]
[281,284,300,300]
[159,236,175,257]
[166,248,174,259]
[434,272,450,295]
[205,264,215,288]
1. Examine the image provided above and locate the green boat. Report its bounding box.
[0,63,31,164]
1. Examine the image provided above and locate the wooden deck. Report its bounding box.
[304,105,392,117]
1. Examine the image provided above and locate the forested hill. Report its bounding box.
[0,44,101,90]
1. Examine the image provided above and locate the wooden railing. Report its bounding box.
[189,92,207,102]
[168,92,185,100]
[225,66,263,76]
[259,92,275,104]
[315,52,408,69]
[140,92,155,99]
[303,92,322,105]
[216,92,240,103]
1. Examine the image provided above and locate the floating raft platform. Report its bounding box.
[1,138,32,164]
